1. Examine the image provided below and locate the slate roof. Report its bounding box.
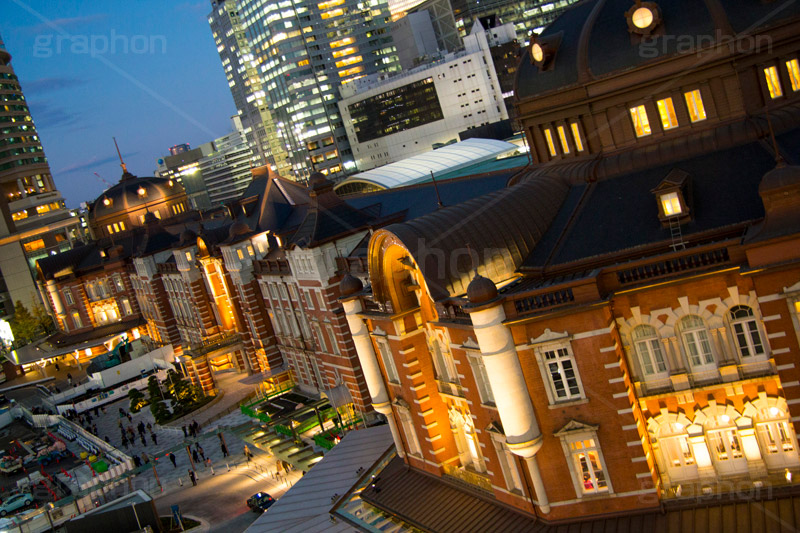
[521,137,778,270]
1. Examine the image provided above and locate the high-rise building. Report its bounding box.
[0,33,83,318]
[198,121,253,205]
[209,0,400,181]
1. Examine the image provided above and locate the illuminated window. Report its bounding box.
[764,66,783,99]
[338,66,363,77]
[330,37,355,48]
[236,249,244,260]
[247,245,254,257]
[318,0,344,7]
[113,223,120,233]
[23,239,44,253]
[12,210,27,221]
[557,125,570,154]
[570,122,584,152]
[119,221,125,230]
[185,251,192,261]
[656,97,679,130]
[332,46,357,58]
[320,8,343,19]
[543,128,557,156]
[629,105,651,137]
[633,325,668,378]
[787,59,800,92]
[297,59,309,66]
[562,433,610,495]
[684,89,707,122]
[335,55,362,68]
[660,191,682,216]
[632,7,654,28]
[72,310,83,329]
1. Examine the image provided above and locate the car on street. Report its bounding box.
[0,493,32,516]
[246,492,275,512]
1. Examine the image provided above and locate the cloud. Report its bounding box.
[27,14,109,34]
[21,76,86,95]
[57,152,140,175]
[26,101,81,129]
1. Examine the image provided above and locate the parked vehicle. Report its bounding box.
[0,493,32,516]
[246,492,275,512]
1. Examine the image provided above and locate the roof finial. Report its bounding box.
[430,170,444,208]
[113,137,128,173]
[764,106,786,168]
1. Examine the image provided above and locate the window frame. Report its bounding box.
[63,288,74,306]
[678,315,715,371]
[557,427,612,498]
[728,305,767,362]
[532,340,586,405]
[466,350,495,406]
[570,122,585,152]
[656,97,679,130]
[543,127,557,157]
[763,65,783,99]
[375,337,400,384]
[683,89,707,123]
[629,104,652,137]
[632,324,669,379]
[786,58,800,92]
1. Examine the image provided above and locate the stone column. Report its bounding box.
[467,275,549,514]
[342,295,405,458]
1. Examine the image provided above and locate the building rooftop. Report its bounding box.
[333,138,518,194]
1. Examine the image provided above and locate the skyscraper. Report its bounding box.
[209,0,400,181]
[0,33,83,318]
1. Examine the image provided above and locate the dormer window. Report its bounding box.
[625,2,661,35]
[787,59,800,91]
[528,32,561,71]
[684,89,707,122]
[651,169,691,225]
[660,192,682,215]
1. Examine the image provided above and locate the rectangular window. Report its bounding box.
[113,274,124,292]
[398,409,421,456]
[492,438,524,493]
[468,353,495,405]
[629,105,651,137]
[569,437,609,494]
[787,59,800,92]
[121,298,132,315]
[377,340,400,384]
[764,66,783,99]
[684,89,707,122]
[556,125,570,154]
[63,289,74,305]
[304,290,314,310]
[543,128,557,156]
[570,122,584,152]
[268,283,278,299]
[656,97,679,130]
[660,191,682,216]
[71,311,83,329]
[314,323,327,352]
[542,346,583,401]
[326,325,340,355]
[237,249,244,260]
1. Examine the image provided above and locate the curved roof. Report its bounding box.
[334,138,517,192]
[90,172,186,221]
[370,172,570,302]
[515,0,800,101]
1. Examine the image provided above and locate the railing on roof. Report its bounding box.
[513,288,575,314]
[186,332,242,358]
[616,248,730,285]
[435,299,471,323]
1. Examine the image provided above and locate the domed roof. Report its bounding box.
[466,274,498,306]
[228,220,251,240]
[515,0,800,101]
[339,273,364,298]
[90,173,185,220]
[759,162,800,195]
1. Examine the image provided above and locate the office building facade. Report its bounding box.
[0,34,83,318]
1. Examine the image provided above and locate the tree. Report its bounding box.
[128,388,147,412]
[147,375,163,402]
[149,399,169,423]
[9,301,38,343]
[31,303,55,335]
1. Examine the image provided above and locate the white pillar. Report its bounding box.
[46,280,64,316]
[469,303,549,512]
[342,297,405,458]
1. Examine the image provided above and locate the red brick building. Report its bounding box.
[339,0,800,527]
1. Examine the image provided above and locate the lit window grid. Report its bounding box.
[660,191,681,216]
[787,59,800,92]
[544,128,557,156]
[684,89,707,122]
[763,66,783,99]
[556,125,570,154]
[656,97,679,130]
[630,105,651,137]
[570,122,584,152]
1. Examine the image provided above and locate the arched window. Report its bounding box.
[704,414,747,475]
[679,315,714,369]
[632,325,668,377]
[729,305,766,360]
[755,406,800,469]
[657,421,697,482]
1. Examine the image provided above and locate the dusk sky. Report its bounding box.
[0,0,236,208]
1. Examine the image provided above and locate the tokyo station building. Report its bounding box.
[334,0,800,528]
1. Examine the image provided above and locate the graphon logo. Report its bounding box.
[33,30,167,58]
[639,30,772,59]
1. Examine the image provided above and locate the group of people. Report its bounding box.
[118,419,158,449]
[181,420,201,439]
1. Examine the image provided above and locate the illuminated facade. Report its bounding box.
[0,33,83,317]
[337,0,800,528]
[208,0,400,181]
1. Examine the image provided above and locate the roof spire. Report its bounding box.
[113,136,128,174]
[764,106,786,168]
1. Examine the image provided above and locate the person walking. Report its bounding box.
[168,453,176,468]
[138,422,145,437]
[151,432,158,446]
[220,442,228,458]
[189,469,197,486]
[244,444,251,463]
[140,434,147,447]
[192,449,199,464]
[181,425,187,438]
[196,444,205,462]
[67,373,72,386]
